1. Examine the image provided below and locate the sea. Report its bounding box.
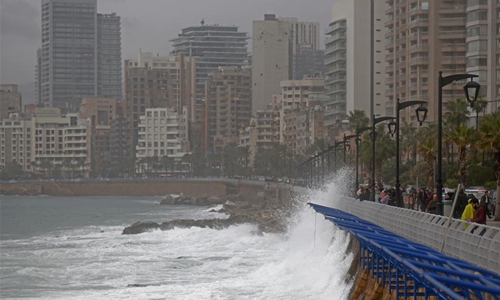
[0,181,353,300]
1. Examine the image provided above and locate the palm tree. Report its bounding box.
[39,159,53,178]
[160,155,174,175]
[444,98,470,165]
[347,110,370,131]
[400,122,418,164]
[445,124,477,188]
[374,123,396,188]
[478,109,500,220]
[417,124,438,189]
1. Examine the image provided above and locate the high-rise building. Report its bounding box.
[0,84,23,120]
[292,45,325,80]
[35,48,42,105]
[109,100,129,176]
[97,13,122,99]
[39,0,121,112]
[324,0,387,130]
[465,0,499,113]
[385,0,468,123]
[205,67,252,153]
[252,14,320,112]
[171,23,249,123]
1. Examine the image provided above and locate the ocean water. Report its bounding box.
[0,181,353,300]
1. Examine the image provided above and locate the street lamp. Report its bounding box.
[464,79,481,108]
[436,71,480,215]
[371,115,396,201]
[393,98,428,208]
[355,126,372,192]
[343,134,357,165]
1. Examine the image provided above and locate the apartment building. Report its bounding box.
[465,0,499,113]
[279,78,324,144]
[124,52,195,153]
[79,97,119,127]
[0,84,22,120]
[32,108,91,177]
[136,108,189,172]
[0,114,33,172]
[171,23,248,123]
[252,14,320,112]
[325,0,387,130]
[385,0,468,123]
[205,67,252,153]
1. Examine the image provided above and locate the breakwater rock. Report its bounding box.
[123,186,296,235]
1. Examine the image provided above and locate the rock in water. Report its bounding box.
[159,195,175,205]
[122,221,160,234]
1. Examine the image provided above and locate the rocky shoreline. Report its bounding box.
[123,185,298,235]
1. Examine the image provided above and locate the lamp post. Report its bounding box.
[355,126,372,191]
[343,134,357,166]
[371,115,396,201]
[436,72,480,215]
[389,98,428,208]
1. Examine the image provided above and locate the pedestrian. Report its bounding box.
[426,193,437,214]
[417,188,426,212]
[454,189,468,219]
[481,191,493,219]
[471,199,487,225]
[461,198,478,229]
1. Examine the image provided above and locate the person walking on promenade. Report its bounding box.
[417,188,426,212]
[454,189,468,219]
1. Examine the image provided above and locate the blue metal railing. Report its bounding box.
[309,202,500,300]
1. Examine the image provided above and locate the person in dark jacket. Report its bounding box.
[471,199,487,225]
[454,189,469,219]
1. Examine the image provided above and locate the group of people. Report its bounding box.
[353,186,494,227]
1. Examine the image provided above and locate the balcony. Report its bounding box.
[439,17,466,26]
[439,30,466,39]
[325,55,346,65]
[409,44,429,53]
[409,56,428,65]
[325,33,346,44]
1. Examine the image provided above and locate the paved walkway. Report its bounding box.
[488,220,500,228]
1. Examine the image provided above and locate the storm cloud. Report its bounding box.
[0,0,334,86]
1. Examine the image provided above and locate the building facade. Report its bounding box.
[292,45,325,80]
[0,114,33,172]
[171,24,248,123]
[385,0,469,123]
[79,97,118,127]
[124,52,196,154]
[465,0,499,113]
[205,67,252,153]
[136,107,189,171]
[252,14,320,112]
[97,13,122,99]
[325,0,387,130]
[39,0,121,112]
[0,84,22,120]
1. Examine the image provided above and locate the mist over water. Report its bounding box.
[1,179,354,300]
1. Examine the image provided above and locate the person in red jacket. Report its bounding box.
[471,199,487,225]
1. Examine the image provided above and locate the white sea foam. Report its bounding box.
[1,178,354,300]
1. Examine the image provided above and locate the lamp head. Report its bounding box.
[463,79,481,108]
[387,121,396,137]
[415,105,428,126]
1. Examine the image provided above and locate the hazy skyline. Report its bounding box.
[0,0,334,91]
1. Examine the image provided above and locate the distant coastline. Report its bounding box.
[0,178,274,198]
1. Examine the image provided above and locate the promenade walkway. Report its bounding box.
[309,203,500,299]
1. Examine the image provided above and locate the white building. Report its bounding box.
[136,107,189,172]
[325,0,387,125]
[252,14,320,112]
[0,108,92,177]
[32,108,92,177]
[0,114,33,172]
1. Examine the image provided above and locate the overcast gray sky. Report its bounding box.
[0,0,334,86]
